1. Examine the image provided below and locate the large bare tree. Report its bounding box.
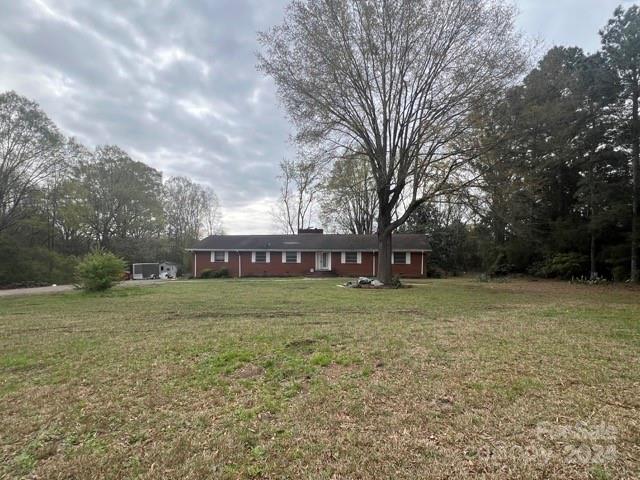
[259,0,526,282]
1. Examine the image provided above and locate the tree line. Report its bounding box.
[0,91,222,286]
[268,3,640,283]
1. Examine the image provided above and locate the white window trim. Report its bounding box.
[211,251,228,263]
[282,251,301,264]
[391,252,411,265]
[252,251,271,263]
[341,251,361,264]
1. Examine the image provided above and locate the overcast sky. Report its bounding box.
[0,0,636,233]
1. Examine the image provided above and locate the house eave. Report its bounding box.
[187,248,433,253]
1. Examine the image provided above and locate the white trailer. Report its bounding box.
[132,263,160,280]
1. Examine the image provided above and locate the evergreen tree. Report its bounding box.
[601,5,640,281]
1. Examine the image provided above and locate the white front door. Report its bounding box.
[316,251,331,271]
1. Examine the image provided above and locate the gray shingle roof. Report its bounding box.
[190,234,431,251]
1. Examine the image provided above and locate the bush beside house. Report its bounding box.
[199,268,230,279]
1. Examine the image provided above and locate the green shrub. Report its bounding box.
[526,261,546,278]
[529,253,588,280]
[200,269,213,278]
[390,275,403,289]
[487,253,514,277]
[427,265,446,279]
[611,265,628,283]
[76,250,126,291]
[200,268,230,279]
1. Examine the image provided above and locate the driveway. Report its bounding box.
[0,284,75,297]
[0,279,174,298]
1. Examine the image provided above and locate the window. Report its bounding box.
[393,252,410,265]
[344,251,359,264]
[284,251,299,263]
[212,251,227,262]
[253,251,269,263]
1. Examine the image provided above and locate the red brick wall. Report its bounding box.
[193,251,316,278]
[391,251,427,278]
[331,252,377,277]
[192,250,428,278]
[193,251,236,277]
[240,251,315,277]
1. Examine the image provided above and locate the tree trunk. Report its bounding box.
[590,233,597,280]
[493,203,506,247]
[377,207,393,284]
[632,89,639,283]
[377,228,392,284]
[589,158,597,280]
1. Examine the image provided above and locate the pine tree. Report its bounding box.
[601,6,640,282]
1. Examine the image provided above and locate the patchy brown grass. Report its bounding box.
[0,278,638,479]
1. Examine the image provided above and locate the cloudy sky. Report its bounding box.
[0,0,636,233]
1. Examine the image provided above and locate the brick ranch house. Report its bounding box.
[188,230,431,278]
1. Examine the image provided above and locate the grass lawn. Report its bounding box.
[0,278,638,479]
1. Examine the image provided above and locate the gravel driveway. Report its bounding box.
[0,284,75,297]
[0,279,173,297]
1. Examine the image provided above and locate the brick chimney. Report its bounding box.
[298,228,323,234]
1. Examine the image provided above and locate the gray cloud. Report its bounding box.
[0,0,630,233]
[0,0,292,233]
[516,0,637,54]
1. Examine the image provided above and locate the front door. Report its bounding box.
[316,251,331,271]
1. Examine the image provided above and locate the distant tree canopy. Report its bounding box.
[74,145,164,249]
[0,91,63,233]
[274,151,378,235]
[0,91,222,286]
[164,176,222,266]
[320,154,377,235]
[402,36,636,280]
[274,156,323,234]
